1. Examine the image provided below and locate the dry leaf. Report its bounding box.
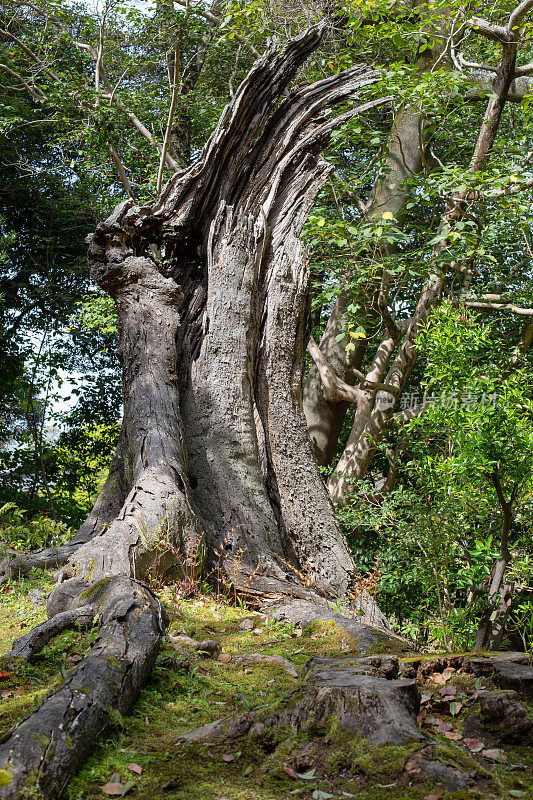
[442,667,456,680]
[1,690,13,699]
[436,722,453,733]
[443,730,462,740]
[464,738,484,752]
[128,762,143,775]
[449,701,463,716]
[426,714,444,726]
[424,791,443,800]
[222,754,235,762]
[439,685,457,697]
[239,619,254,631]
[218,653,232,663]
[283,767,298,779]
[429,672,446,686]
[482,748,507,762]
[100,783,123,796]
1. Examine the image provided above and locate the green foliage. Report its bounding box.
[339,305,533,650]
[0,501,71,551]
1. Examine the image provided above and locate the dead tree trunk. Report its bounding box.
[0,28,388,798]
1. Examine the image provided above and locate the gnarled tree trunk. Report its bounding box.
[0,28,388,798]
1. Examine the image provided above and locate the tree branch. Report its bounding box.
[307,337,399,402]
[174,0,261,58]
[465,300,533,316]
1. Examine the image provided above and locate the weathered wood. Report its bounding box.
[0,577,164,800]
[4,605,95,661]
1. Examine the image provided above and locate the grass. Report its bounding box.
[1,573,532,800]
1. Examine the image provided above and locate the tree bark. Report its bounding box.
[0,30,389,797]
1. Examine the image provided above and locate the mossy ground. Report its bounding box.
[1,572,532,800]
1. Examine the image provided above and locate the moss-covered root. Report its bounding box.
[0,577,165,800]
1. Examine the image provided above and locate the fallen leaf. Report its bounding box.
[429,672,446,686]
[242,765,254,776]
[296,768,316,780]
[295,628,303,638]
[420,693,432,704]
[121,781,136,796]
[509,790,527,797]
[436,722,453,733]
[251,628,263,634]
[222,754,234,762]
[128,763,142,775]
[239,619,254,631]
[424,791,443,800]
[312,791,334,799]
[283,767,298,779]
[443,730,462,740]
[449,701,463,716]
[439,685,457,697]
[482,748,507,762]
[100,783,123,796]
[426,714,444,726]
[1,690,13,699]
[464,738,484,752]
[442,667,456,680]
[218,653,232,663]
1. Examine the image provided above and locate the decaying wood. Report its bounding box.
[4,605,95,661]
[0,577,165,800]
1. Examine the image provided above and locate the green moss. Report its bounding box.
[0,769,12,787]
[308,619,360,654]
[78,576,113,601]
[433,743,490,777]
[367,637,407,656]
[347,736,419,782]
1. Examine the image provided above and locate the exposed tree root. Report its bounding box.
[4,606,95,661]
[0,577,166,800]
[0,541,82,585]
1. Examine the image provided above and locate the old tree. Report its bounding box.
[1,0,533,796]
[0,10,389,795]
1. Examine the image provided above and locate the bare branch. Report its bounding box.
[109,142,134,199]
[514,61,533,76]
[156,46,180,194]
[467,17,509,43]
[465,299,533,316]
[307,337,399,402]
[509,0,533,31]
[0,61,47,101]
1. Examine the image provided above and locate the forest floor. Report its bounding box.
[1,571,532,800]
